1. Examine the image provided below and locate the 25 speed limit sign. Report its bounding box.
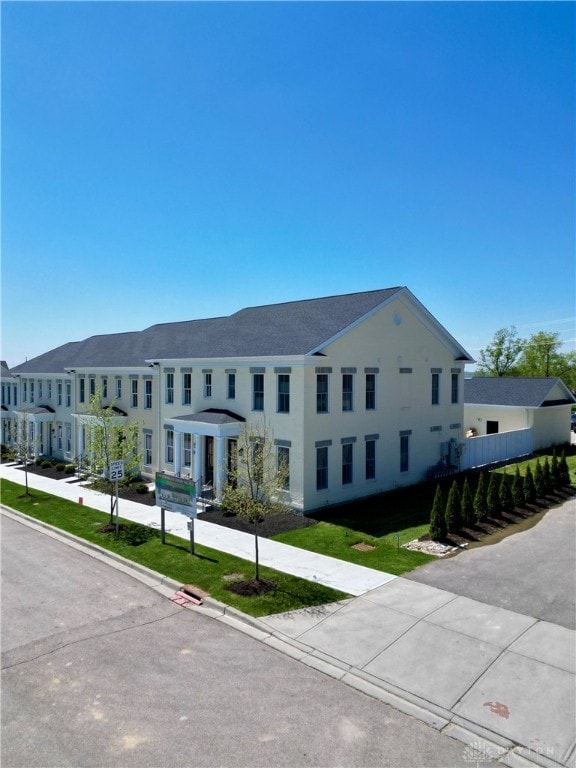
[109,460,125,481]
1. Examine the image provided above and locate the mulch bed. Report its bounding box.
[197,507,319,538]
[225,578,276,596]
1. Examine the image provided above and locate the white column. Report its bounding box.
[194,434,202,486]
[215,436,225,501]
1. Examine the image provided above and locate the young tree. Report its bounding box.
[512,465,526,509]
[550,450,562,491]
[461,477,475,528]
[534,458,546,499]
[559,451,571,487]
[499,472,514,514]
[10,410,36,496]
[475,326,522,377]
[83,388,142,524]
[429,484,446,542]
[524,464,537,504]
[445,480,462,534]
[220,419,290,582]
[473,472,488,523]
[486,473,501,517]
[542,456,553,495]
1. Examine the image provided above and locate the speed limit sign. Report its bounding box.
[109,460,125,481]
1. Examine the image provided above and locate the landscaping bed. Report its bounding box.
[197,507,319,538]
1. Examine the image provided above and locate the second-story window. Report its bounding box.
[183,373,192,405]
[145,379,152,409]
[66,382,71,407]
[79,378,85,403]
[57,382,62,406]
[277,374,290,413]
[102,378,108,399]
[432,373,440,405]
[451,373,459,404]
[342,374,353,412]
[227,372,236,400]
[166,373,174,404]
[30,381,35,403]
[116,378,122,399]
[131,379,138,408]
[365,373,375,410]
[316,374,328,413]
[253,373,264,411]
[204,372,212,398]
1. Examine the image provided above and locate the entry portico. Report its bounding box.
[165,408,245,499]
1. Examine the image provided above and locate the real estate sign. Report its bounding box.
[155,473,197,517]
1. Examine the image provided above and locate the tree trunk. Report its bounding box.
[253,519,260,581]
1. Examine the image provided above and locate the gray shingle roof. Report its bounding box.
[464,377,576,407]
[11,288,405,373]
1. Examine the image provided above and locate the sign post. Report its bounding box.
[155,473,197,552]
[110,459,125,539]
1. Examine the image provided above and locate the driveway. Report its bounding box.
[405,496,576,630]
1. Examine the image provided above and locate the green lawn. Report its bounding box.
[0,478,347,617]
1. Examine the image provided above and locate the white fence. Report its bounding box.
[461,428,533,470]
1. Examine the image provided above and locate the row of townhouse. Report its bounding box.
[2,287,474,514]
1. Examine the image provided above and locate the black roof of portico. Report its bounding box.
[171,409,245,425]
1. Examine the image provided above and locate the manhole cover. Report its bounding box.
[352,542,376,552]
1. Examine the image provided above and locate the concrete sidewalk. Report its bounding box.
[2,464,574,768]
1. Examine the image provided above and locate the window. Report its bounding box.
[23,381,27,402]
[227,372,236,400]
[90,378,96,397]
[277,446,290,489]
[252,441,263,485]
[342,374,353,412]
[316,374,328,413]
[38,380,43,400]
[144,433,152,465]
[431,373,440,405]
[57,425,63,451]
[165,372,174,404]
[166,430,174,463]
[253,373,264,411]
[1,384,4,406]
[13,385,18,406]
[204,372,212,398]
[79,378,85,403]
[66,382,71,407]
[316,446,328,490]
[116,378,122,399]
[102,378,108,399]
[183,373,192,405]
[57,382,62,406]
[145,379,152,409]
[365,374,375,410]
[30,381,35,403]
[400,434,410,472]
[277,374,290,413]
[342,443,353,485]
[365,440,376,480]
[183,433,192,467]
[131,379,138,408]
[66,425,71,453]
[451,373,459,404]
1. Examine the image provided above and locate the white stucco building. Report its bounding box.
[4,287,475,514]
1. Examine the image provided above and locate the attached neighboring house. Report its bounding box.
[464,377,576,451]
[5,287,474,514]
[1,360,19,446]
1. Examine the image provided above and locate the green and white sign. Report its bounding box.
[155,473,197,517]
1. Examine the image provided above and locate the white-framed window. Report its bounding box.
[66,425,72,453]
[227,372,236,400]
[365,439,376,480]
[89,378,96,397]
[57,425,63,451]
[183,433,192,467]
[316,446,328,490]
[66,382,71,407]
[342,374,353,412]
[13,385,18,406]
[316,374,328,413]
[144,433,152,465]
[23,381,28,402]
[79,378,85,403]
[30,381,35,403]
[145,379,153,409]
[116,378,122,399]
[102,378,108,399]
[431,373,440,405]
[204,372,212,398]
[400,433,410,472]
[451,373,459,404]
[166,372,174,404]
[365,373,376,410]
[57,382,62,406]
[277,445,290,490]
[131,379,138,408]
[166,429,174,463]
[253,374,264,411]
[342,443,353,485]
[277,374,290,413]
[183,373,192,405]
[38,380,43,400]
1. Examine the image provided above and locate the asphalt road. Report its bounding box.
[406,495,576,629]
[1,514,484,768]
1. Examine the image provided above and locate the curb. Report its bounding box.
[2,505,571,768]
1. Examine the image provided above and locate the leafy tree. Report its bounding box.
[429,484,446,542]
[473,472,488,523]
[512,465,526,508]
[499,472,514,514]
[516,331,576,390]
[486,473,501,517]
[461,477,475,527]
[10,410,36,496]
[445,480,462,534]
[83,388,142,524]
[534,458,546,499]
[220,419,290,581]
[475,326,522,377]
[524,464,537,504]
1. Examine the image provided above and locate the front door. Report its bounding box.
[204,436,214,487]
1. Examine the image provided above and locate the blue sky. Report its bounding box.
[2,1,574,369]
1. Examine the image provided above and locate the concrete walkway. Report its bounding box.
[2,464,574,768]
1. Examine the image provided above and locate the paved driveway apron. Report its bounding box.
[261,499,576,768]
